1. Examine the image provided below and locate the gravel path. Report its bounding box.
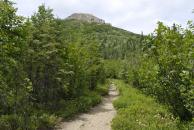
[57,84,118,130]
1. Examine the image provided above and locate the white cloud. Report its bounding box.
[13,0,194,34]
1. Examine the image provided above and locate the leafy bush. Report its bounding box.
[56,91,101,119]
[131,22,194,121]
[0,115,21,130]
[94,80,110,96]
[37,114,57,130]
[104,60,125,79]
[0,114,50,130]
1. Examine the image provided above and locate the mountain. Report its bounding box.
[56,17,142,59]
[66,13,106,24]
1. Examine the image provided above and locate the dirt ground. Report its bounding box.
[57,84,118,130]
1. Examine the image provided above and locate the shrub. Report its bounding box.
[37,114,57,130]
[95,80,109,96]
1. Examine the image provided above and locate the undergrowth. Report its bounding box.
[111,80,193,130]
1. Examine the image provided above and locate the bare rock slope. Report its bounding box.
[66,13,106,24]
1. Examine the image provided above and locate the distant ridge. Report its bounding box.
[66,13,106,24]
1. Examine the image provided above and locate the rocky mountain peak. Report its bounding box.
[66,13,105,24]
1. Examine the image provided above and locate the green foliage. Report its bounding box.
[56,91,101,119]
[56,80,109,118]
[36,114,57,130]
[0,1,110,129]
[94,80,110,96]
[112,80,192,130]
[55,19,141,59]
[104,59,125,78]
[130,22,194,123]
[2,0,193,129]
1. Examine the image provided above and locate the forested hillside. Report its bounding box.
[0,0,193,130]
[55,19,141,59]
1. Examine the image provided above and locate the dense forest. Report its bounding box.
[0,0,193,130]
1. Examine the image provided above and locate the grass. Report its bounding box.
[56,91,101,119]
[0,80,110,130]
[111,80,192,130]
[56,80,110,119]
[94,80,110,96]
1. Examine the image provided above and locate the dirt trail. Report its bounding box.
[57,84,119,130]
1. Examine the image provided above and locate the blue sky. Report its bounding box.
[13,0,194,34]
